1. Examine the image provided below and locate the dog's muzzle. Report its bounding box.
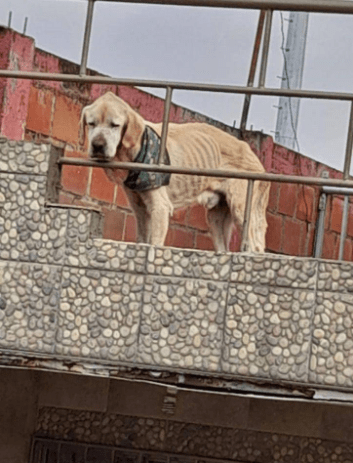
[91,135,108,160]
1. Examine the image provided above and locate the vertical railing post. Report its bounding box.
[338,100,353,259]
[80,0,96,76]
[241,180,254,252]
[314,171,329,258]
[258,9,273,88]
[157,86,173,164]
[240,10,266,134]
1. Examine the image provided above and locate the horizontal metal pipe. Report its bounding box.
[2,70,353,102]
[94,0,353,15]
[59,157,353,188]
[322,187,353,195]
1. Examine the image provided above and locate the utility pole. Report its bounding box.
[275,11,309,152]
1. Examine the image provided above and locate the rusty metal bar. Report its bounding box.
[343,101,353,179]
[322,187,353,195]
[339,195,349,260]
[157,86,173,164]
[314,191,327,259]
[314,170,329,259]
[258,9,273,88]
[80,0,95,75]
[3,70,353,102]
[240,10,266,133]
[240,179,254,251]
[93,0,353,14]
[337,101,353,259]
[58,157,353,188]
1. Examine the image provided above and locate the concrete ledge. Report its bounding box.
[1,139,353,391]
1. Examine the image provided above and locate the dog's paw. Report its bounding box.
[197,190,221,209]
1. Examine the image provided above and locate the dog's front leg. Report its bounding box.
[124,188,149,243]
[142,188,174,246]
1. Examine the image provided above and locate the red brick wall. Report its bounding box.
[0,26,351,259]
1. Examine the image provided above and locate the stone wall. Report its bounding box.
[2,138,353,391]
[34,407,353,463]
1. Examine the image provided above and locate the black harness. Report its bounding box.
[124,126,171,191]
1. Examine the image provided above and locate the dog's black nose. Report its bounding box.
[92,136,107,156]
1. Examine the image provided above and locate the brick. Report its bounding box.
[343,239,352,262]
[298,223,311,257]
[330,197,344,234]
[229,229,241,252]
[61,165,89,197]
[188,204,208,231]
[325,196,332,231]
[171,208,188,226]
[272,144,297,175]
[322,232,337,260]
[124,214,137,243]
[102,208,125,241]
[26,87,53,135]
[58,191,74,205]
[268,182,279,212]
[296,185,316,222]
[195,233,214,251]
[166,228,194,249]
[347,204,353,238]
[116,185,131,209]
[265,213,282,253]
[52,94,82,144]
[306,226,315,257]
[64,146,87,159]
[278,183,298,217]
[283,218,303,256]
[90,168,116,203]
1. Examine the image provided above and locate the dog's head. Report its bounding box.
[80,92,145,161]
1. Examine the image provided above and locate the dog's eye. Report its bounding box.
[111,123,120,128]
[88,122,96,128]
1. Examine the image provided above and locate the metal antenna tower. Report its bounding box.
[275,11,309,151]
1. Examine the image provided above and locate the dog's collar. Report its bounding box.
[124,126,171,191]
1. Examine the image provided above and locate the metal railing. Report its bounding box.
[2,0,353,257]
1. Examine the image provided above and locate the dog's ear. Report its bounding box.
[121,109,144,150]
[79,107,87,146]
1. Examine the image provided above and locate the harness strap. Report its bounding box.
[124,126,171,191]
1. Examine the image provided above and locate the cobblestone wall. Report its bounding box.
[2,139,353,390]
[35,407,353,463]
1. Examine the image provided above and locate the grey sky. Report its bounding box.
[1,0,353,172]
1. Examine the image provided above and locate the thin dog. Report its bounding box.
[80,92,269,252]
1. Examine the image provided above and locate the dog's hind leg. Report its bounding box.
[206,195,234,252]
[224,179,269,253]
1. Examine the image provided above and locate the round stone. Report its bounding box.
[101,297,111,307]
[313,329,325,339]
[334,301,345,314]
[80,276,90,288]
[161,346,171,357]
[247,293,257,305]
[270,313,280,324]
